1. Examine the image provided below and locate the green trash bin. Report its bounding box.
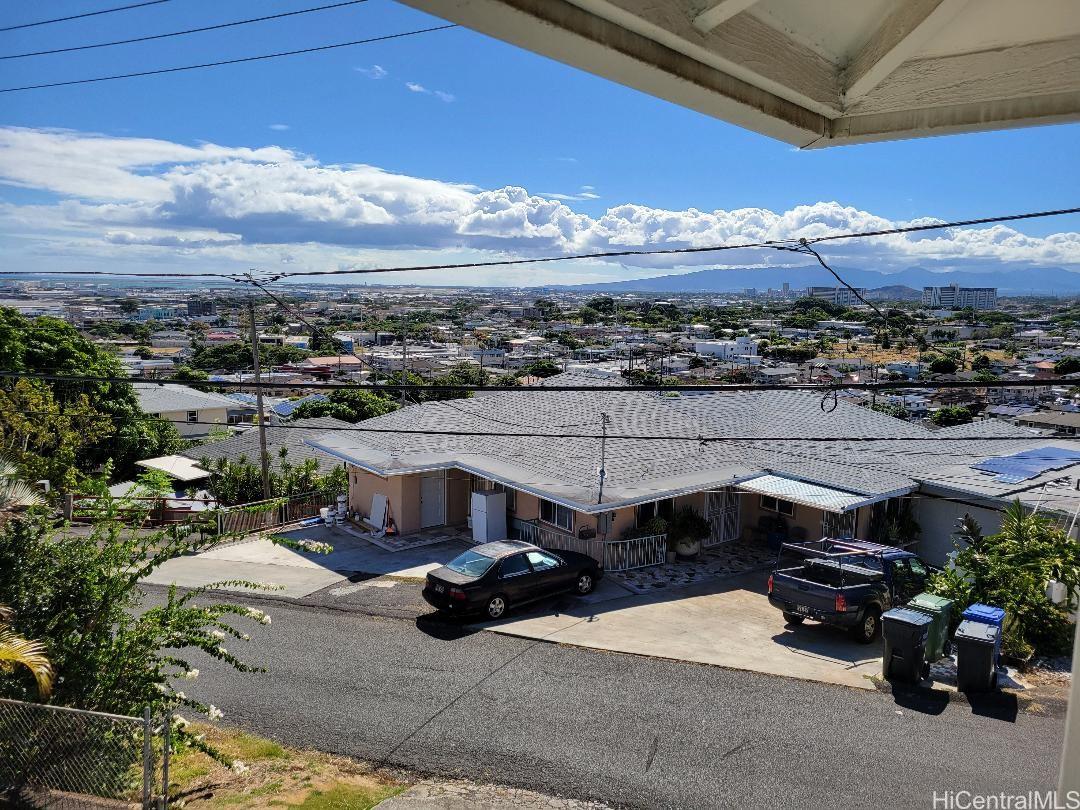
[906,593,954,662]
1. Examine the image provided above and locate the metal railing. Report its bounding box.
[603,534,668,571]
[216,490,338,536]
[512,519,604,562]
[0,698,165,809]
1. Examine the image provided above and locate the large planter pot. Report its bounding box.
[675,538,702,562]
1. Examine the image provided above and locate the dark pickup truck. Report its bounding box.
[767,539,934,643]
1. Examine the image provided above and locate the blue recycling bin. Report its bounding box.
[961,603,1005,664]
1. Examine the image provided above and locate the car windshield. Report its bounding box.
[445,549,497,577]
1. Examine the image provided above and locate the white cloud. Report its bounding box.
[405,82,455,102]
[0,126,1078,284]
[355,64,387,79]
[268,124,290,131]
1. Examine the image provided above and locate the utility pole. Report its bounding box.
[248,299,271,501]
[400,328,408,406]
[597,412,611,505]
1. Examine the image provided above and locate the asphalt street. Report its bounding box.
[147,587,1066,810]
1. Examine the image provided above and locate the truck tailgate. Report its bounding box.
[771,572,840,616]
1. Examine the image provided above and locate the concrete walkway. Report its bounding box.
[481,571,884,690]
[143,524,471,598]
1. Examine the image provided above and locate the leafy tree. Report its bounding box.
[134,345,154,360]
[930,405,973,427]
[291,389,398,423]
[0,309,185,481]
[0,499,330,766]
[202,453,348,505]
[118,299,139,314]
[928,356,958,375]
[869,402,910,420]
[971,354,991,371]
[931,504,1080,658]
[622,369,662,386]
[519,359,561,379]
[765,345,818,363]
[579,306,601,325]
[190,341,310,372]
[0,381,114,492]
[585,296,616,316]
[1055,356,1080,375]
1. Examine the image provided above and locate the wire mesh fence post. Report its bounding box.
[161,711,171,810]
[142,706,151,810]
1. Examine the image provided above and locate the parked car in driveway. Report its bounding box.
[767,538,935,643]
[423,540,603,620]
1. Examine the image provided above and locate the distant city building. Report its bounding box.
[806,286,868,307]
[921,284,997,310]
[187,300,217,317]
[694,336,757,360]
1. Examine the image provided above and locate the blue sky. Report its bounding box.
[0,0,1078,284]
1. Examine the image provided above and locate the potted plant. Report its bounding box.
[668,506,710,562]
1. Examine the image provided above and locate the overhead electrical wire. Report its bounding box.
[3,206,1077,279]
[0,24,459,93]
[0,0,172,33]
[0,0,372,61]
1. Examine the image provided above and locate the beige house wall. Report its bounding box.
[161,406,229,437]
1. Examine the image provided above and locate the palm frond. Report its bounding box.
[0,627,54,698]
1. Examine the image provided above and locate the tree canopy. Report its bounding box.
[0,309,184,484]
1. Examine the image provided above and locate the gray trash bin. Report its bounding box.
[954,619,1000,692]
[882,607,932,683]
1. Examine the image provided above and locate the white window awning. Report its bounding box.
[738,475,900,513]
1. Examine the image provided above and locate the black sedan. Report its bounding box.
[422,540,603,620]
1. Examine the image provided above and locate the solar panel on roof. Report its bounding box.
[971,446,1080,483]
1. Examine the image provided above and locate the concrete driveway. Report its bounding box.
[143,524,472,598]
[481,570,883,690]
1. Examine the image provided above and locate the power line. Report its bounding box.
[0,24,458,93]
[3,205,1076,279]
[0,0,371,61]
[0,369,1072,394]
[0,0,172,33]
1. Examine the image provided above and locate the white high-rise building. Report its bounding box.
[922,284,997,310]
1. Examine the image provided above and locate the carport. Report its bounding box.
[736,474,914,543]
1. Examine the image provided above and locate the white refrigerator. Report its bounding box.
[471,490,507,543]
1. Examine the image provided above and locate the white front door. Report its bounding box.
[419,471,445,528]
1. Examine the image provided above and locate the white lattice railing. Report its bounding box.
[603,534,668,571]
[512,518,604,562]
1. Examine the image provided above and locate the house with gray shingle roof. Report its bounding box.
[306,372,1080,570]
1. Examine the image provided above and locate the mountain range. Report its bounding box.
[555,265,1080,295]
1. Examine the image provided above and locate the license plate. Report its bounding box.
[795,605,810,615]
[434,583,445,593]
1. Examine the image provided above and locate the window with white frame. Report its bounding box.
[539,498,574,532]
[760,494,795,517]
[186,410,198,423]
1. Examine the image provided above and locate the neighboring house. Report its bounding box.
[134,383,257,437]
[307,372,1080,571]
[1015,411,1080,436]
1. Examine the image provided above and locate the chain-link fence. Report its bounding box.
[0,698,166,809]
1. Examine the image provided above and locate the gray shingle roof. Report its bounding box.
[135,383,249,414]
[306,374,1080,512]
[185,417,351,474]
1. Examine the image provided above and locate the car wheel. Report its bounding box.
[852,608,882,644]
[486,595,508,619]
[782,612,805,625]
[576,571,596,595]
